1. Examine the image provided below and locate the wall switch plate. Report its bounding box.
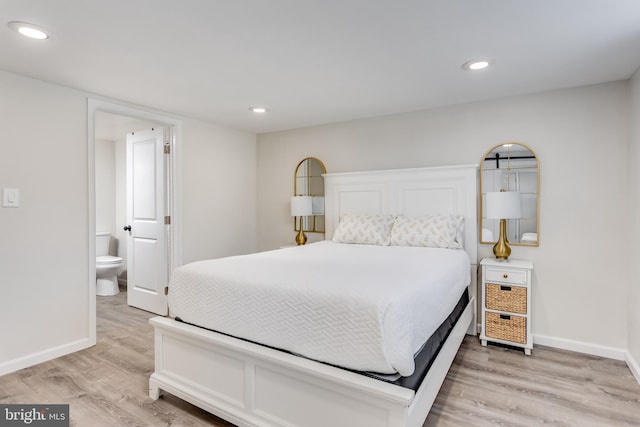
[3,188,20,208]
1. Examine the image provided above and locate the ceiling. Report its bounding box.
[2,1,640,134]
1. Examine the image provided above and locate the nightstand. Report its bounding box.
[480,258,533,355]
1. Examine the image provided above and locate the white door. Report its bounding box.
[125,128,168,315]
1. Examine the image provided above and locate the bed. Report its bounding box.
[149,164,478,427]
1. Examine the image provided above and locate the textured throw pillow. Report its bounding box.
[390,214,464,249]
[332,214,395,245]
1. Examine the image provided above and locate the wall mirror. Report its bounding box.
[480,142,539,246]
[294,157,326,233]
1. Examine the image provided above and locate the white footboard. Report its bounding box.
[149,298,473,427]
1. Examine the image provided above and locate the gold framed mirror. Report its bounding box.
[293,157,326,233]
[480,142,539,246]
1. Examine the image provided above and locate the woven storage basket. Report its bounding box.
[486,283,527,314]
[485,312,526,344]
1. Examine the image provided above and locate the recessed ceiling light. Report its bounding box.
[462,59,490,71]
[249,106,268,113]
[7,21,50,40]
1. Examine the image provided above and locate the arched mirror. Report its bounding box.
[293,157,326,233]
[480,143,539,246]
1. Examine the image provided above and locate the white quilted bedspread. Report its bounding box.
[168,241,470,376]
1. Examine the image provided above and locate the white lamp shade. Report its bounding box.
[291,195,313,216]
[311,196,325,215]
[486,191,521,219]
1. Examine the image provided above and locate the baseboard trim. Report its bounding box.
[534,334,640,385]
[625,351,640,384]
[533,334,626,361]
[0,338,92,377]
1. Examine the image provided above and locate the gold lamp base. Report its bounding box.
[295,216,307,245]
[492,218,512,260]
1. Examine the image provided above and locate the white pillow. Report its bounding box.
[332,214,395,245]
[390,214,464,249]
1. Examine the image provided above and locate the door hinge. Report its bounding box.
[164,144,171,155]
[164,216,171,225]
[164,286,169,295]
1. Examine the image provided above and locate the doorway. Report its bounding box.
[88,99,182,345]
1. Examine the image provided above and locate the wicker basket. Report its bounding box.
[486,283,527,314]
[485,312,526,344]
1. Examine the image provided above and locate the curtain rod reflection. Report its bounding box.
[484,152,536,169]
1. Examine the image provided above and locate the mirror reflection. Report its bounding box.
[480,143,539,246]
[294,157,326,233]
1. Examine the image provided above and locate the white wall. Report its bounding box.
[0,71,90,369]
[0,70,258,375]
[95,138,116,236]
[257,81,630,353]
[628,69,640,376]
[181,118,258,263]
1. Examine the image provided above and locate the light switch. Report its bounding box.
[3,188,19,208]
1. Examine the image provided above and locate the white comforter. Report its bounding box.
[168,241,470,376]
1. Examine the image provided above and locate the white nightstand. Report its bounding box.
[480,258,533,355]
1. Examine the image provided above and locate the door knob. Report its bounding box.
[124,225,132,232]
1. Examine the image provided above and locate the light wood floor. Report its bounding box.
[1,290,639,426]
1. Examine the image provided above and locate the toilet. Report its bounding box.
[96,232,124,296]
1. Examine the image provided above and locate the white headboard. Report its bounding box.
[323,164,478,264]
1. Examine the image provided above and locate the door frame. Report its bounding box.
[87,98,182,345]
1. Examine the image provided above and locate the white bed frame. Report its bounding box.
[149,164,478,427]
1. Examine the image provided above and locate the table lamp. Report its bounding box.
[290,195,313,245]
[486,191,521,260]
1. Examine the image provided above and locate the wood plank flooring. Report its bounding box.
[1,290,639,426]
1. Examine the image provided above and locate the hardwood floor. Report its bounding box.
[0,291,231,427]
[1,290,639,426]
[426,341,640,426]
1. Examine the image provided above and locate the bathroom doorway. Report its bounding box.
[88,99,182,345]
